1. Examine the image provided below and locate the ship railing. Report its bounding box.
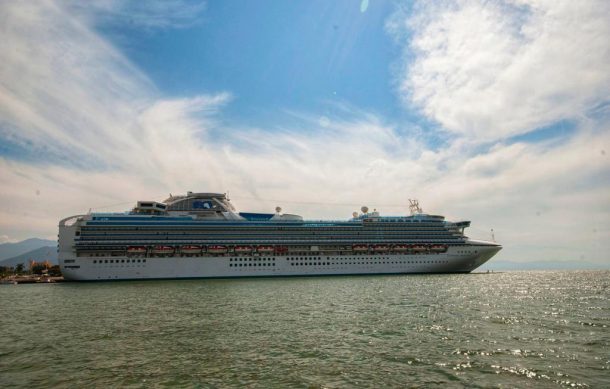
[59,215,87,227]
[73,239,466,248]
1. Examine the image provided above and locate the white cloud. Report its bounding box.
[391,0,610,140]
[66,0,207,30]
[0,235,16,244]
[0,1,608,266]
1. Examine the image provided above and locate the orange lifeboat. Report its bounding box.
[352,244,368,252]
[372,244,390,252]
[430,244,448,253]
[181,245,202,255]
[151,245,174,255]
[392,244,409,252]
[208,245,228,254]
[127,246,147,255]
[234,245,253,254]
[257,245,275,253]
[411,245,427,253]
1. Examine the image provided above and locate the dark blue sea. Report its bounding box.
[1,271,608,388]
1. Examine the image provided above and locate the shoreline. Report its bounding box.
[0,275,64,284]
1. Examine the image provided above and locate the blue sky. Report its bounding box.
[103,1,413,130]
[0,0,609,266]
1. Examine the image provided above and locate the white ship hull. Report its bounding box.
[60,244,500,281]
[58,192,502,281]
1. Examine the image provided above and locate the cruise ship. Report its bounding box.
[58,192,501,281]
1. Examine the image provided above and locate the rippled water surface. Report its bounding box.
[1,271,609,388]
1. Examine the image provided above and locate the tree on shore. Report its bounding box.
[30,260,53,275]
[15,263,24,274]
[31,263,47,275]
[48,265,62,277]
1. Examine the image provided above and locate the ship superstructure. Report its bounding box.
[58,192,501,281]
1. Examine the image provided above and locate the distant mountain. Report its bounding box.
[0,238,56,261]
[0,246,58,268]
[480,260,610,271]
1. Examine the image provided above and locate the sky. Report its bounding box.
[0,0,609,267]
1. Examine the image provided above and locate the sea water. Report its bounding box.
[1,271,608,388]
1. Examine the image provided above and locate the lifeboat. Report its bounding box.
[181,245,202,255]
[430,244,448,253]
[257,245,275,253]
[127,246,147,255]
[372,244,390,252]
[208,245,228,254]
[151,245,174,255]
[234,245,253,253]
[392,244,409,252]
[352,244,368,252]
[274,246,288,254]
[411,245,428,253]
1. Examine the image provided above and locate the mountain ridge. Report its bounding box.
[0,238,56,261]
[0,246,58,268]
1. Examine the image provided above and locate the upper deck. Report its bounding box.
[64,191,471,231]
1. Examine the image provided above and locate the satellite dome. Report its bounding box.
[275,206,282,214]
[352,212,358,218]
[361,206,369,214]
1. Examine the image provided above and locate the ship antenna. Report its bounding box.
[408,199,422,215]
[491,228,495,242]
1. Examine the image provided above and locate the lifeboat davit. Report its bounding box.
[392,244,409,252]
[411,245,428,253]
[430,244,448,253]
[151,245,174,255]
[274,246,288,254]
[127,246,147,254]
[234,245,253,253]
[372,244,390,252]
[181,245,202,254]
[257,245,275,253]
[352,244,368,252]
[208,245,228,254]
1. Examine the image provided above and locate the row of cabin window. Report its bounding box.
[93,259,146,264]
[229,263,275,267]
[229,257,275,262]
[289,256,433,261]
[82,225,447,232]
[290,260,449,266]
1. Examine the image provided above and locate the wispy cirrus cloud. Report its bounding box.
[66,0,207,30]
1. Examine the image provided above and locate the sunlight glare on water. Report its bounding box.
[0,271,608,388]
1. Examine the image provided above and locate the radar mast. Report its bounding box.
[408,199,423,215]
